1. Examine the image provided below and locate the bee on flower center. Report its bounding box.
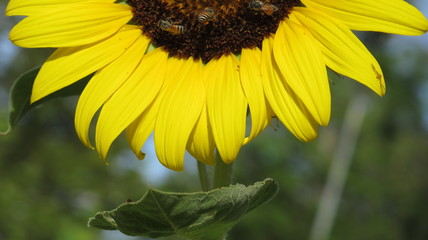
[197,7,215,25]
[129,0,297,62]
[249,0,279,16]
[158,19,186,35]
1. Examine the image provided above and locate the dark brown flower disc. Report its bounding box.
[128,0,301,63]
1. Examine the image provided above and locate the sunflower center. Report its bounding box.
[128,0,300,62]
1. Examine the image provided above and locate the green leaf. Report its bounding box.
[1,67,90,135]
[88,178,278,240]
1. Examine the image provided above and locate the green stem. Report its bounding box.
[197,161,211,191]
[213,154,233,240]
[213,153,233,189]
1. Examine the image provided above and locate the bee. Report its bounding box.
[158,19,185,35]
[197,7,215,25]
[249,0,279,16]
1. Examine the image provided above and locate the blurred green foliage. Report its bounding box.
[1,1,428,240]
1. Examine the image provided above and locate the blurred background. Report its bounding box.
[1,1,428,240]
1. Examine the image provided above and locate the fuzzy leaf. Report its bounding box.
[1,67,90,135]
[88,178,278,240]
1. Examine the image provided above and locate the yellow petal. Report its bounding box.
[154,58,206,171]
[95,48,168,160]
[273,20,331,126]
[303,0,428,35]
[240,47,271,144]
[261,37,318,142]
[126,52,190,161]
[126,100,160,161]
[9,2,133,47]
[187,97,216,166]
[31,25,141,102]
[74,35,150,148]
[293,7,386,96]
[6,0,115,16]
[206,54,247,164]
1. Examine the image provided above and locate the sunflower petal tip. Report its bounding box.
[30,87,47,104]
[302,136,317,143]
[378,86,386,97]
[80,140,94,150]
[297,131,318,143]
[99,155,110,166]
[137,151,146,160]
[85,144,95,150]
[157,155,185,172]
[422,19,428,32]
[167,164,184,172]
[219,153,237,164]
[8,30,19,46]
[76,129,95,150]
[97,147,109,164]
[4,5,17,17]
[320,119,330,128]
[318,110,331,127]
[222,158,235,165]
[29,96,38,104]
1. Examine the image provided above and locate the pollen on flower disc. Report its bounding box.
[128,0,300,63]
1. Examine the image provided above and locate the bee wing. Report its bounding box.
[262,4,278,15]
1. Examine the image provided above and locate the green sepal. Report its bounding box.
[1,67,90,135]
[88,178,278,240]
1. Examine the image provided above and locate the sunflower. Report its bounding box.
[7,0,428,171]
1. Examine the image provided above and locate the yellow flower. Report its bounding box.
[7,0,428,171]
